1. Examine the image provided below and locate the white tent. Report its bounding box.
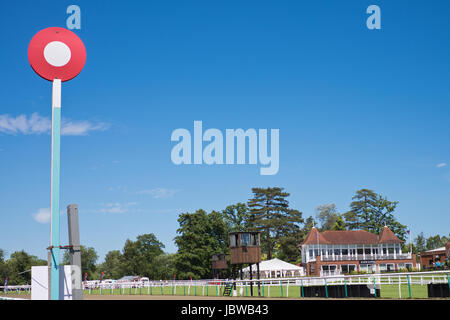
[241,258,304,278]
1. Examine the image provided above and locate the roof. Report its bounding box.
[322,230,380,244]
[378,226,403,244]
[301,227,330,245]
[422,247,446,253]
[242,258,303,272]
[301,226,403,246]
[118,276,138,281]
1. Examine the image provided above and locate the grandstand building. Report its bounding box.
[299,226,417,276]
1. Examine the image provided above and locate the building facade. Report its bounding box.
[299,226,417,276]
[419,243,450,269]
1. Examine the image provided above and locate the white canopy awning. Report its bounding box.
[241,258,304,277]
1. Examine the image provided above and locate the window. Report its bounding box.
[342,249,348,255]
[309,250,314,258]
[334,248,341,256]
[230,234,237,247]
[357,248,363,255]
[240,233,250,246]
[386,264,394,271]
[250,234,259,246]
[341,264,356,273]
[364,248,371,255]
[373,248,379,255]
[379,264,387,271]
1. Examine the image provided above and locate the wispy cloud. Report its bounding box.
[436,163,447,168]
[33,208,50,223]
[0,113,109,136]
[93,202,138,214]
[61,120,110,136]
[33,207,66,223]
[137,188,177,199]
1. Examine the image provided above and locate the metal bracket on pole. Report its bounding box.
[67,204,83,300]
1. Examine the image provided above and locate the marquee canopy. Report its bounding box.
[241,258,304,278]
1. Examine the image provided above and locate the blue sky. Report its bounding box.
[0,0,449,262]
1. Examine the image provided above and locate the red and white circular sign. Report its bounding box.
[28,27,86,82]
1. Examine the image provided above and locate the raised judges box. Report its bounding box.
[229,232,261,265]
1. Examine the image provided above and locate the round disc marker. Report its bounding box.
[28,27,86,82]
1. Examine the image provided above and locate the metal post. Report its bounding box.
[280,280,283,297]
[407,275,412,298]
[50,79,62,300]
[447,274,450,292]
[325,278,328,298]
[67,204,82,300]
[256,262,261,296]
[249,264,253,296]
[373,277,377,298]
[301,279,304,298]
[344,277,347,298]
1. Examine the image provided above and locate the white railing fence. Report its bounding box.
[1,270,449,298]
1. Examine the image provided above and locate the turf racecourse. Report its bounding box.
[0,283,438,299]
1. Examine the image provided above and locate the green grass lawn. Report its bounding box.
[82,282,439,299]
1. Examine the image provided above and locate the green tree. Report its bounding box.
[414,232,426,253]
[316,204,340,231]
[4,250,46,285]
[118,233,165,278]
[0,249,6,283]
[276,236,302,263]
[63,246,98,280]
[300,216,316,241]
[174,209,228,279]
[425,234,449,250]
[153,253,177,280]
[247,187,303,260]
[344,189,407,240]
[98,250,123,279]
[222,203,250,232]
[331,215,346,231]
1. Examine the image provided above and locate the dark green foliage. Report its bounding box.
[222,203,250,232]
[344,189,407,240]
[174,209,229,279]
[63,245,98,280]
[2,250,46,285]
[331,214,346,231]
[247,187,303,260]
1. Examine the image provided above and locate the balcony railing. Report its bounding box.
[319,253,412,262]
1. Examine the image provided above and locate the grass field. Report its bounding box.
[77,283,432,299]
[2,274,448,299]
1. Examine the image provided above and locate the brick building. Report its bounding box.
[419,243,450,269]
[299,226,417,276]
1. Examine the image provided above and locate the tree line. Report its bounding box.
[1,187,448,284]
